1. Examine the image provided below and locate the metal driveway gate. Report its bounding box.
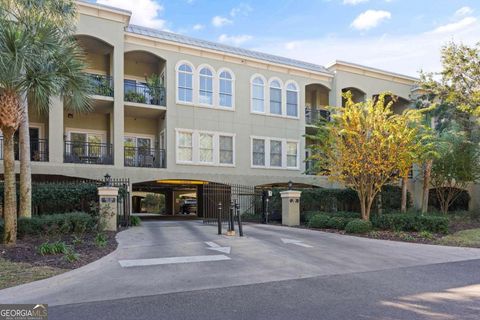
[201,182,262,224]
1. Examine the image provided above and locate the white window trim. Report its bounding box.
[250,73,266,114]
[218,67,236,110]
[250,136,300,170]
[268,77,284,117]
[175,128,236,167]
[197,64,216,108]
[176,60,195,105]
[175,128,194,164]
[285,80,300,119]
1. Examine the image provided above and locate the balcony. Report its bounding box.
[64,141,113,165]
[124,146,166,168]
[124,81,166,107]
[305,160,318,175]
[87,73,114,97]
[0,138,49,162]
[305,107,330,125]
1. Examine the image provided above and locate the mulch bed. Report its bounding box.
[0,232,117,270]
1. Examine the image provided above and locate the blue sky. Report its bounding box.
[94,0,480,76]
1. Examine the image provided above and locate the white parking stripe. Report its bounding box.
[119,255,230,268]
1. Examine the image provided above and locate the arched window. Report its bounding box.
[269,79,282,115]
[177,63,193,103]
[286,82,298,117]
[251,76,265,112]
[219,70,233,108]
[199,67,214,105]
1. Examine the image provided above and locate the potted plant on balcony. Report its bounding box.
[145,73,164,105]
[124,90,146,104]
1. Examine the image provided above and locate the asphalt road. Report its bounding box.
[1,221,480,319]
[50,258,480,320]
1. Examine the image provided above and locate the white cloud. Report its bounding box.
[455,6,474,17]
[351,10,391,30]
[218,34,253,46]
[96,0,166,29]
[343,0,369,5]
[432,16,477,33]
[230,3,253,17]
[212,16,233,27]
[254,17,480,77]
[193,24,204,31]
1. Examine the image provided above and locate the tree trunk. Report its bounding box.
[401,176,408,213]
[19,103,32,218]
[2,129,17,246]
[421,160,432,214]
[359,193,367,220]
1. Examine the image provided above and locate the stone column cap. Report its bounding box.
[98,186,119,196]
[280,190,302,198]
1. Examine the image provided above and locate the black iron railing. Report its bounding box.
[64,141,113,165]
[305,107,330,125]
[0,138,48,162]
[124,146,166,168]
[124,81,166,106]
[87,73,114,97]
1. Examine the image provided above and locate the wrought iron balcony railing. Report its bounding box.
[64,141,113,165]
[124,146,166,168]
[0,138,49,162]
[124,81,166,106]
[87,73,114,97]
[305,106,330,125]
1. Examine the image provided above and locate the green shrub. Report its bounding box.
[326,217,351,230]
[419,230,434,240]
[330,211,361,219]
[370,214,449,234]
[308,214,330,228]
[38,241,69,255]
[345,219,372,234]
[16,212,95,237]
[130,215,142,226]
[63,249,80,263]
[95,233,108,248]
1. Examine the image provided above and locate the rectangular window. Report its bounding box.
[270,140,282,167]
[199,75,213,105]
[270,88,282,115]
[178,131,193,162]
[176,129,235,166]
[252,84,264,112]
[219,135,233,164]
[178,72,193,103]
[219,79,232,108]
[199,133,214,163]
[287,142,298,168]
[286,91,298,117]
[252,139,265,166]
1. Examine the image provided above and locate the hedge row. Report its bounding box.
[0,182,98,215]
[268,185,412,220]
[0,212,97,237]
[307,214,372,234]
[306,211,449,234]
[371,214,449,234]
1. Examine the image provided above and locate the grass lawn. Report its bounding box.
[437,228,480,248]
[0,258,65,290]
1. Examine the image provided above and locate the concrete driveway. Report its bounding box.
[1,220,480,308]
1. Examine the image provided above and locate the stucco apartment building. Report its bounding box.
[2,1,477,213]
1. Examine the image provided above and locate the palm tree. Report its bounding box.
[0,1,91,244]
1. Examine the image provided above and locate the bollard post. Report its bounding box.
[217,202,222,235]
[235,200,243,237]
[265,198,269,224]
[226,200,236,236]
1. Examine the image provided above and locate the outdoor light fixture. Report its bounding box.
[288,180,293,190]
[104,173,112,186]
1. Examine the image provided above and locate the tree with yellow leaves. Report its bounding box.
[309,92,430,220]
